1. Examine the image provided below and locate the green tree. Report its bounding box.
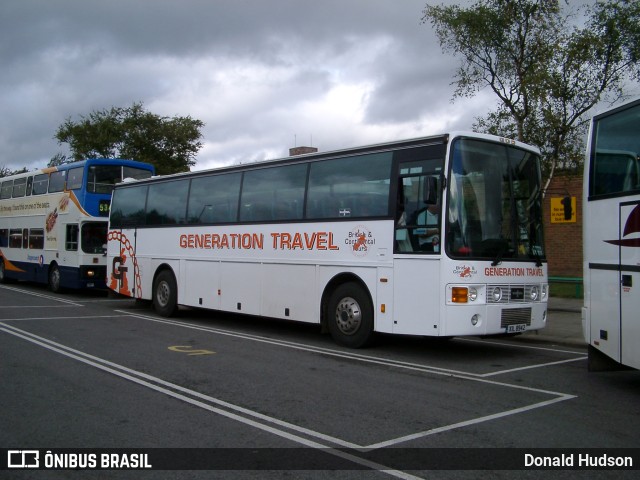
[48,152,69,167]
[423,0,640,192]
[0,166,28,178]
[55,102,204,175]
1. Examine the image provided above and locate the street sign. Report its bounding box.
[551,196,576,223]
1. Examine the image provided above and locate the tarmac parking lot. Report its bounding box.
[1,283,638,479]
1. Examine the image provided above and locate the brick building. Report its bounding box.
[542,173,583,277]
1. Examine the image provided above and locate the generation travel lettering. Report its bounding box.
[179,231,339,251]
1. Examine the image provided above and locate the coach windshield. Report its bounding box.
[446,138,545,264]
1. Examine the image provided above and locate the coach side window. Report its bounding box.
[306,152,392,219]
[187,173,241,224]
[146,179,190,226]
[110,185,148,228]
[240,164,307,222]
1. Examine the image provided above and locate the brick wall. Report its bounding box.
[543,174,583,277]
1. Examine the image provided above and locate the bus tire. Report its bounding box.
[327,282,374,348]
[48,265,61,293]
[153,269,178,317]
[0,258,7,283]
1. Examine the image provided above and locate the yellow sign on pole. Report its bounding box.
[550,196,576,223]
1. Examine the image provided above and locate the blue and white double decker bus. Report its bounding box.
[0,158,154,291]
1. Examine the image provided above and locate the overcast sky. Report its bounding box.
[0,0,628,173]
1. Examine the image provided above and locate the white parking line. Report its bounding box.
[0,285,83,306]
[480,357,586,377]
[1,315,130,322]
[1,311,579,467]
[458,336,585,356]
[112,312,578,445]
[1,305,84,309]
[73,299,135,303]
[120,311,585,386]
[364,394,574,450]
[0,322,420,480]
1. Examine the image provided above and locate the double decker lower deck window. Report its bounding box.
[9,229,22,248]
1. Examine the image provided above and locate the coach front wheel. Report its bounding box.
[153,269,178,317]
[327,282,374,348]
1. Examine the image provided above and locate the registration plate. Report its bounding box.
[506,324,527,333]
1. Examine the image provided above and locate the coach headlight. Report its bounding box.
[468,287,478,302]
[491,287,502,302]
[530,285,539,301]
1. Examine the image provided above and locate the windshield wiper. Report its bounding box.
[531,250,543,267]
[487,239,510,266]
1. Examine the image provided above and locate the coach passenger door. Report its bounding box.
[392,152,444,335]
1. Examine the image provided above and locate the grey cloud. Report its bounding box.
[0,0,488,172]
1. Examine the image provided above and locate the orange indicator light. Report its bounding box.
[451,287,468,303]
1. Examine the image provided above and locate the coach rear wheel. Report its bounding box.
[327,282,374,348]
[48,265,61,293]
[0,258,6,283]
[153,269,178,317]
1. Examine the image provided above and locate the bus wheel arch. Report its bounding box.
[1,257,17,284]
[48,262,62,293]
[152,265,178,317]
[322,274,374,348]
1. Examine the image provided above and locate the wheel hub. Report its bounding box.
[157,281,170,307]
[334,297,362,335]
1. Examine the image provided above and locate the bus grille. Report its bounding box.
[500,308,532,327]
[487,284,540,303]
